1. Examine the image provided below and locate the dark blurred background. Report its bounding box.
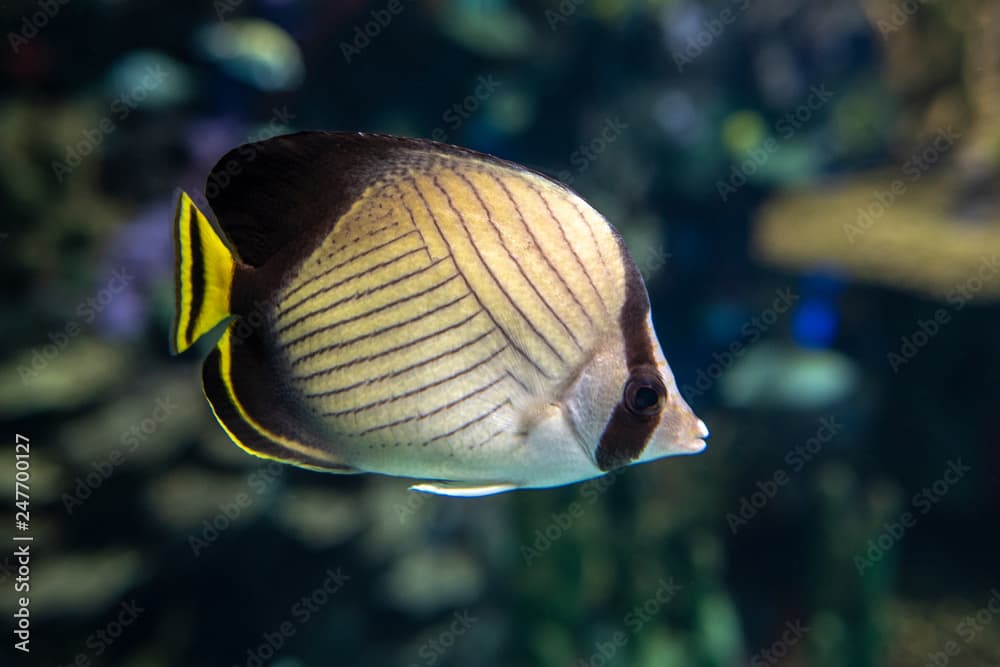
[1,1,998,666]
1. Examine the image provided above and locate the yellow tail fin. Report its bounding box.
[171,191,236,355]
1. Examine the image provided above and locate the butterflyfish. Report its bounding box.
[171,131,708,496]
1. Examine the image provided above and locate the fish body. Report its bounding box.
[172,131,707,495]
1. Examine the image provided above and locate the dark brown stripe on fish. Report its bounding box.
[387,181,433,253]
[275,247,435,336]
[431,176,566,365]
[424,399,512,445]
[295,309,484,382]
[279,229,421,313]
[485,172,591,343]
[357,373,508,435]
[595,401,659,471]
[520,176,608,327]
[430,174,569,367]
[302,326,497,397]
[471,429,504,450]
[594,237,661,471]
[407,176,551,380]
[567,196,613,292]
[185,202,205,345]
[283,272,462,353]
[322,345,508,418]
[326,219,401,264]
[454,170,583,351]
[290,291,473,363]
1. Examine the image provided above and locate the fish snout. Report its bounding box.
[672,394,709,454]
[677,415,709,454]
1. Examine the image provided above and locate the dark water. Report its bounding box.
[1,1,999,666]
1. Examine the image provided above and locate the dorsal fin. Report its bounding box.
[205,131,570,267]
[206,131,379,267]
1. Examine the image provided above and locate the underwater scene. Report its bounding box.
[1,0,999,665]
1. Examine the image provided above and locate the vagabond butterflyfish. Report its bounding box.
[171,131,708,496]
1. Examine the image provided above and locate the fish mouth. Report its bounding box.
[679,437,708,454]
[677,418,710,454]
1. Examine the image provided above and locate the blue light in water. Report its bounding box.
[793,297,837,348]
[801,268,845,296]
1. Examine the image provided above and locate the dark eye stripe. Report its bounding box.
[594,234,662,471]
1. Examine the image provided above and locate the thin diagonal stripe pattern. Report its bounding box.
[265,155,626,455]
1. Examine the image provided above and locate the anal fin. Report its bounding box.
[409,481,519,497]
[202,323,359,474]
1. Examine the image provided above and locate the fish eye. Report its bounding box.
[624,371,666,417]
